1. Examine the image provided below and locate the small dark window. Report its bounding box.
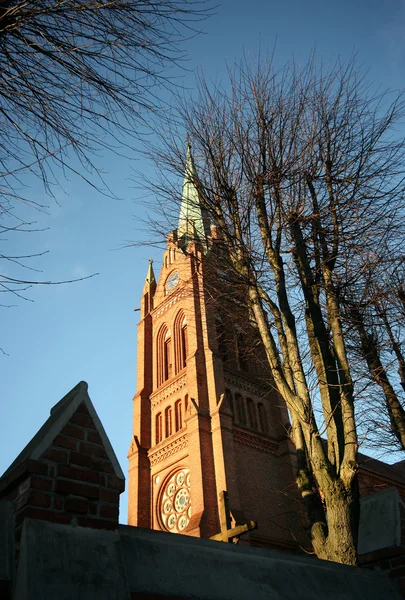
[156,412,163,444]
[235,393,246,425]
[165,406,172,438]
[174,312,187,374]
[164,337,172,381]
[157,325,171,387]
[225,389,234,416]
[216,316,228,362]
[246,398,258,429]
[236,332,249,372]
[258,403,268,434]
[175,400,182,431]
[180,323,188,369]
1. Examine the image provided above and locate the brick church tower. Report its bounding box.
[128,147,303,549]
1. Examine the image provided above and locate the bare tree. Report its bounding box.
[0,0,209,300]
[344,257,405,452]
[144,55,405,564]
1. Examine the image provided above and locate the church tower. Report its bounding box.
[128,147,303,549]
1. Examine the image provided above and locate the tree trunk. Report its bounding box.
[249,283,359,565]
[312,481,358,565]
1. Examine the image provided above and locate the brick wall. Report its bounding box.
[129,237,305,547]
[360,546,405,597]
[0,401,124,552]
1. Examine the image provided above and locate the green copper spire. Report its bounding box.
[177,144,210,253]
[145,258,156,285]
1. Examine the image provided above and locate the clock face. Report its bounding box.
[167,271,179,291]
[159,468,191,533]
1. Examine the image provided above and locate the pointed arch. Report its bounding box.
[235,393,246,425]
[258,403,268,434]
[246,398,258,429]
[155,412,163,444]
[174,310,188,373]
[215,315,228,362]
[157,324,172,387]
[175,399,183,431]
[225,389,234,417]
[165,405,173,438]
[235,329,249,372]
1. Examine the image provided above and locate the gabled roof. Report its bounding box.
[358,452,405,486]
[0,381,124,483]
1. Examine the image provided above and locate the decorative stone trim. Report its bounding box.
[233,429,278,454]
[151,373,187,408]
[149,434,188,466]
[359,470,405,497]
[153,289,189,319]
[224,371,268,397]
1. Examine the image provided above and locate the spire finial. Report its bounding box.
[145,258,156,285]
[185,141,196,180]
[177,145,210,254]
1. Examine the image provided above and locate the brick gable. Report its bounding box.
[0,382,125,555]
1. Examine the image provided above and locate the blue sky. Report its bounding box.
[1,0,404,523]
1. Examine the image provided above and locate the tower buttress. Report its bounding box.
[128,260,155,527]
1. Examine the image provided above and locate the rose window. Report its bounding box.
[159,468,191,533]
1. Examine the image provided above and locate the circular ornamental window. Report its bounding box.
[159,468,191,533]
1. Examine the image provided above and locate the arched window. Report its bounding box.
[258,403,268,434]
[156,412,163,444]
[164,333,172,381]
[246,398,257,429]
[215,315,227,362]
[165,406,172,438]
[249,346,258,376]
[184,394,189,414]
[174,311,188,373]
[175,399,182,431]
[157,325,172,386]
[180,320,188,369]
[236,330,249,372]
[225,389,234,416]
[235,393,246,425]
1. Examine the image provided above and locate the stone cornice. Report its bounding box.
[359,468,405,496]
[233,429,279,454]
[224,371,269,397]
[148,433,188,467]
[152,288,189,319]
[150,372,187,408]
